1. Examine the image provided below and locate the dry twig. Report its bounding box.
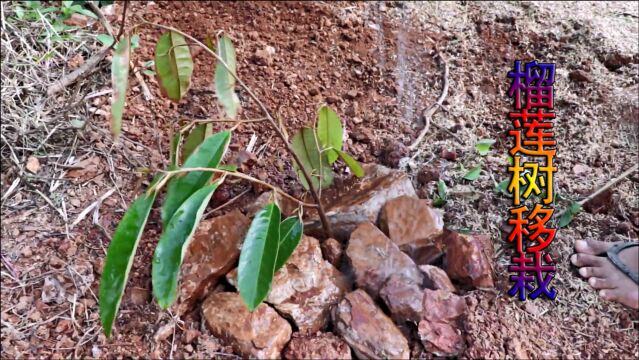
[409,42,450,151]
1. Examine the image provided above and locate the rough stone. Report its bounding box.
[176,210,250,314]
[225,237,349,333]
[419,265,456,292]
[305,164,417,241]
[422,289,466,323]
[266,236,349,333]
[379,196,444,262]
[443,231,494,288]
[569,69,592,82]
[346,222,422,298]
[202,292,291,359]
[379,275,423,324]
[332,289,410,359]
[418,320,465,356]
[283,333,352,360]
[321,237,343,267]
[603,53,632,71]
[418,289,466,356]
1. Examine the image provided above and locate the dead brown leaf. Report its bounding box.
[26,156,40,174]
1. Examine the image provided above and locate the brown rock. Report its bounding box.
[379,196,444,259]
[379,275,423,324]
[422,289,466,323]
[321,237,343,267]
[176,210,250,314]
[308,87,320,96]
[443,232,494,288]
[332,289,410,359]
[346,222,422,298]
[380,140,409,168]
[569,70,592,83]
[418,320,464,356]
[251,49,272,66]
[306,164,417,241]
[419,265,456,292]
[266,236,349,333]
[604,53,632,71]
[352,128,374,144]
[202,292,292,359]
[344,90,358,100]
[128,287,150,305]
[283,333,352,360]
[440,149,458,161]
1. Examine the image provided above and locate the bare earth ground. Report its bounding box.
[1,1,638,359]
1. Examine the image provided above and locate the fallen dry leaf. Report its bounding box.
[67,156,101,181]
[26,156,40,174]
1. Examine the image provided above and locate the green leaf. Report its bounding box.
[463,165,482,181]
[495,179,510,196]
[111,37,130,138]
[317,105,343,164]
[215,35,240,119]
[432,180,447,208]
[155,32,193,102]
[169,132,181,170]
[182,124,207,162]
[475,139,496,156]
[335,149,364,177]
[559,202,582,228]
[73,7,98,19]
[130,34,140,49]
[273,216,302,273]
[152,182,220,309]
[238,203,281,311]
[291,127,333,191]
[99,192,156,337]
[437,180,448,200]
[161,131,231,226]
[97,33,115,47]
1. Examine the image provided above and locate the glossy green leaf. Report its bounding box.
[161,131,231,226]
[559,202,582,228]
[182,124,207,162]
[152,182,220,309]
[336,149,364,177]
[433,180,448,208]
[291,128,333,191]
[463,165,482,181]
[215,35,240,119]
[317,105,343,164]
[169,132,181,170]
[238,203,281,311]
[99,192,156,337]
[273,216,303,273]
[110,37,129,138]
[475,139,496,156]
[155,32,193,101]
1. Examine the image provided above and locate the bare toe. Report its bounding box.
[578,266,604,279]
[601,288,639,309]
[571,253,604,267]
[588,277,614,289]
[575,239,617,255]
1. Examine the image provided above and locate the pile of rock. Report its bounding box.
[176,165,494,358]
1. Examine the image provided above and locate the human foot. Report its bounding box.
[571,239,639,309]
